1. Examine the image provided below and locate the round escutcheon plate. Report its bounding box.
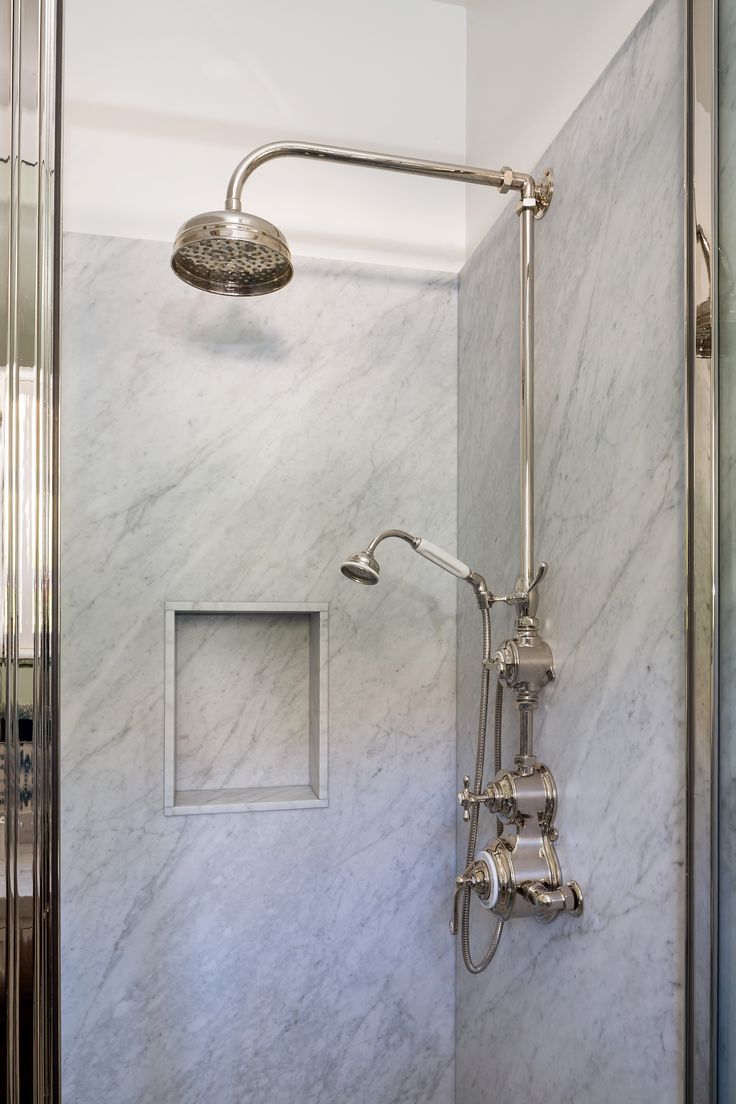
[534,168,555,220]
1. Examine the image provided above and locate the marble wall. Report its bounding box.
[60,238,458,1104]
[60,2,690,1096]
[456,1,685,1100]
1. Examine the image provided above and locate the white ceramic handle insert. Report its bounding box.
[477,851,500,910]
[415,538,471,579]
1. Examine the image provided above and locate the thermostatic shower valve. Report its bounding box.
[454,758,583,927]
[451,564,584,957]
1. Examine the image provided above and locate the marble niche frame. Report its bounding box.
[163,601,329,815]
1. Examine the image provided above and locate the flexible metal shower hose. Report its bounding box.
[460,604,504,974]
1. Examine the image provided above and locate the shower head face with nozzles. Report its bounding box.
[171,209,293,296]
[340,550,380,585]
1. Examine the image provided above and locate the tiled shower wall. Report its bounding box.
[456,1,685,1100]
[60,241,458,1104]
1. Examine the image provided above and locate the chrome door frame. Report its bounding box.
[686,0,718,1101]
[1,0,62,1100]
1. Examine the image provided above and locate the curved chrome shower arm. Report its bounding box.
[225,140,539,210]
[366,529,420,554]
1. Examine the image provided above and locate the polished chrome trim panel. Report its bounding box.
[1,0,62,1098]
[686,0,717,1100]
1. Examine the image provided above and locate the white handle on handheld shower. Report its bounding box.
[414,539,471,579]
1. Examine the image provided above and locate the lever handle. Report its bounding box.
[457,776,487,821]
[457,777,470,821]
[449,875,467,935]
[450,863,491,933]
[493,563,548,609]
[528,561,547,593]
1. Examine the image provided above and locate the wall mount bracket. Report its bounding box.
[534,168,555,219]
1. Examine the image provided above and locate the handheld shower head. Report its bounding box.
[340,550,380,585]
[341,529,487,596]
[171,209,293,296]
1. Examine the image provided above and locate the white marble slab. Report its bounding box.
[457,1,685,1100]
[175,611,311,790]
[60,243,458,1104]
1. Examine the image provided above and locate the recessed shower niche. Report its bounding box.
[164,602,328,814]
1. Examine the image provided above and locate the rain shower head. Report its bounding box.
[171,209,293,296]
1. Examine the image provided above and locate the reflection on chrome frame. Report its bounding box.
[1,0,62,1099]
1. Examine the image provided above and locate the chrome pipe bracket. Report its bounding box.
[534,168,555,219]
[516,168,554,218]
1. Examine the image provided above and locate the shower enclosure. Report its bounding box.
[0,0,728,1100]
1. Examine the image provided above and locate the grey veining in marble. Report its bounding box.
[61,240,457,1104]
[175,611,311,791]
[456,1,685,1100]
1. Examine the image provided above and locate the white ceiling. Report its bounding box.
[464,0,655,257]
[63,0,654,272]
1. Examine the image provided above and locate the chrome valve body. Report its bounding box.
[481,758,582,921]
[455,756,582,926]
[494,616,555,701]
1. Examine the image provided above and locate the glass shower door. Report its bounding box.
[720,0,736,1098]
